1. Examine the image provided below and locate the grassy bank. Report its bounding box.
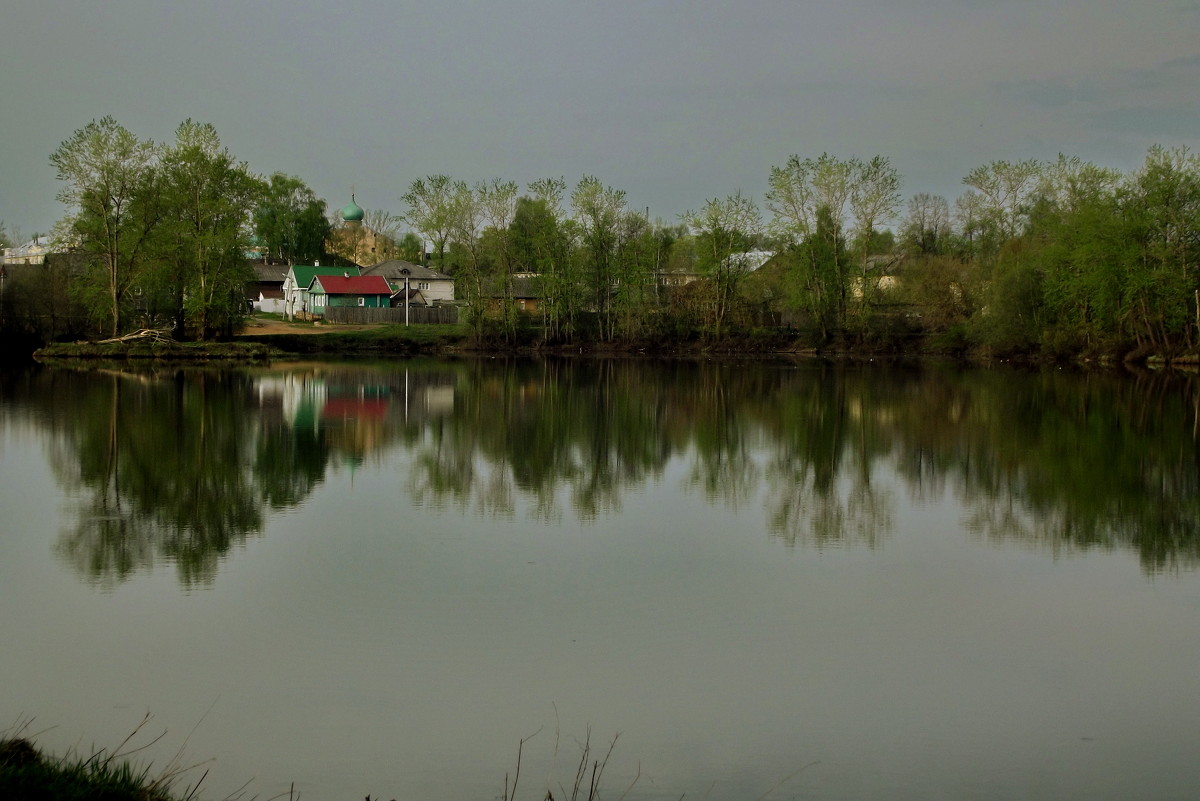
[34,339,279,365]
[238,322,468,356]
[0,736,205,801]
[0,725,628,801]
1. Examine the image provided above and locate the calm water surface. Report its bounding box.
[1,358,1198,801]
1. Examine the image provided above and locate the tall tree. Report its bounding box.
[849,155,902,313]
[900,193,951,256]
[1124,145,1200,350]
[253,173,330,265]
[156,120,263,338]
[402,175,457,267]
[962,158,1043,240]
[571,176,627,341]
[50,116,160,337]
[683,190,763,336]
[767,154,858,334]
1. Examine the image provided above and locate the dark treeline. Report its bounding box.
[3,117,1199,359]
[3,359,1196,583]
[417,150,1200,359]
[1,118,340,346]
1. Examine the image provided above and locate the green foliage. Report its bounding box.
[154,120,263,338]
[402,174,458,266]
[50,117,267,341]
[784,205,849,343]
[253,173,330,265]
[50,116,160,337]
[684,190,764,337]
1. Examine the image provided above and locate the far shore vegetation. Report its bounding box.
[3,116,1200,364]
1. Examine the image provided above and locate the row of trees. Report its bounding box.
[47,117,340,339]
[34,114,1200,353]
[399,146,1199,355]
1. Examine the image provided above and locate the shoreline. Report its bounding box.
[22,321,1200,369]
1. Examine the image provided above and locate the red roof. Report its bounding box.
[321,398,390,420]
[311,274,392,295]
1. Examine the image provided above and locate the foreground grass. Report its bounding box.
[0,737,207,801]
[0,723,636,801]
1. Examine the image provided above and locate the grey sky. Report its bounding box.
[3,0,1198,239]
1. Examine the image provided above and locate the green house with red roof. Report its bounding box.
[282,264,361,320]
[307,273,393,315]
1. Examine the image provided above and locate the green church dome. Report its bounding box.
[340,197,365,222]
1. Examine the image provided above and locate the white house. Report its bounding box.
[359,260,455,305]
[2,236,52,265]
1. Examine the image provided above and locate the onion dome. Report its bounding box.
[340,196,365,223]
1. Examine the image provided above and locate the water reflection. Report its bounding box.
[1,359,1197,585]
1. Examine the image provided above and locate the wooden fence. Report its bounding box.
[324,306,459,325]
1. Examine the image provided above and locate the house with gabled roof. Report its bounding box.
[360,259,454,305]
[307,274,393,315]
[2,236,52,266]
[282,264,360,320]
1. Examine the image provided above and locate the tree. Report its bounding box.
[155,120,263,338]
[767,154,858,334]
[790,205,849,343]
[397,232,424,262]
[402,175,457,267]
[571,176,627,341]
[50,116,160,337]
[445,179,486,335]
[1122,145,1200,350]
[510,190,578,341]
[899,193,951,256]
[683,190,763,336]
[253,173,330,266]
[848,155,902,314]
[962,158,1043,240]
[477,179,521,340]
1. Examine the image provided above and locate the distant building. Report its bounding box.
[360,259,455,305]
[282,264,361,320]
[307,274,393,314]
[248,263,288,314]
[326,195,398,266]
[2,236,52,266]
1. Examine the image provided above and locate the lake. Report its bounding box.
[1,358,1198,801]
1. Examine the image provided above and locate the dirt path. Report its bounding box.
[239,318,386,335]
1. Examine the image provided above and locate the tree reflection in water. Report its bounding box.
[2,358,1196,585]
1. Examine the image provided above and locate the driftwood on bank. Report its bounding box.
[95,328,175,345]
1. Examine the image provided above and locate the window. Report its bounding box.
[358,297,365,306]
[418,281,430,290]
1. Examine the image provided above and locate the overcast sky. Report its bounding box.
[3,0,1199,240]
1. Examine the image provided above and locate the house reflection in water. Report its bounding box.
[253,366,457,465]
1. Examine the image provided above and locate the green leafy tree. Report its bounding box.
[253,173,330,265]
[789,205,849,343]
[50,116,160,337]
[683,190,763,336]
[899,193,951,256]
[397,232,424,262]
[849,155,902,316]
[962,159,1043,241]
[510,191,579,341]
[571,176,627,341]
[155,120,263,338]
[402,175,457,267]
[1121,145,1200,351]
